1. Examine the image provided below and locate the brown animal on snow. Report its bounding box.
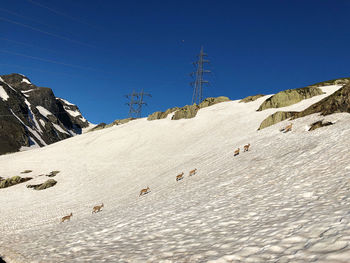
[281,123,293,133]
[61,212,73,223]
[244,143,250,152]
[189,168,197,176]
[234,148,240,156]
[139,186,150,196]
[92,203,104,214]
[176,172,184,181]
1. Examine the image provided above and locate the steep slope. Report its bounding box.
[0,84,350,262]
[0,74,90,155]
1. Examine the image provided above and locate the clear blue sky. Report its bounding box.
[1,0,349,124]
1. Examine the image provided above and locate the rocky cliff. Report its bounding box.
[0,73,90,155]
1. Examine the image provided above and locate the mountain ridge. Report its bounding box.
[0,73,90,155]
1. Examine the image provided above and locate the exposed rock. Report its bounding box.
[88,118,135,132]
[109,118,135,126]
[198,96,230,108]
[47,171,60,177]
[307,77,350,88]
[293,83,350,118]
[27,179,57,190]
[0,73,89,155]
[21,170,32,174]
[147,107,179,121]
[308,120,334,131]
[89,123,107,132]
[257,87,324,111]
[239,94,265,103]
[172,104,200,120]
[258,111,297,130]
[0,176,32,189]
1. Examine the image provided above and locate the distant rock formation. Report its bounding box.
[88,118,135,132]
[198,96,230,108]
[258,111,297,130]
[293,83,350,118]
[147,107,179,121]
[0,73,90,155]
[171,104,200,120]
[258,79,350,130]
[148,96,230,121]
[239,94,265,103]
[257,87,324,111]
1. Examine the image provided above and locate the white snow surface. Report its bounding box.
[36,106,53,118]
[1,85,350,262]
[53,123,70,135]
[21,78,31,84]
[65,108,81,117]
[0,85,9,101]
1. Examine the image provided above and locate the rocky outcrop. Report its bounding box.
[308,120,334,131]
[88,118,135,132]
[293,83,350,118]
[147,107,179,120]
[257,87,324,111]
[172,104,200,120]
[0,73,90,155]
[89,123,107,132]
[198,96,230,108]
[239,94,265,103]
[27,179,57,190]
[148,97,230,121]
[258,111,297,130]
[0,176,32,189]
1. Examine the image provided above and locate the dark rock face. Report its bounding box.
[294,83,350,118]
[0,73,89,155]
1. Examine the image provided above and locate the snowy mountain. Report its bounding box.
[0,80,350,262]
[0,73,91,155]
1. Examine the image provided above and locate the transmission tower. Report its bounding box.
[190,46,211,105]
[125,89,151,118]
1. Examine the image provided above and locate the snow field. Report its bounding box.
[1,85,350,262]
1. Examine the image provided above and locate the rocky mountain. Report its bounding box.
[0,73,90,155]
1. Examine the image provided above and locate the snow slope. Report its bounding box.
[1,85,350,262]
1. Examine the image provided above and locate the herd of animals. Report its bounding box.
[60,122,293,223]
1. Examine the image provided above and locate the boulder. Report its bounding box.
[308,120,333,131]
[257,87,324,111]
[27,179,57,190]
[258,111,297,130]
[239,94,265,103]
[172,104,200,120]
[0,176,32,189]
[147,107,179,121]
[198,96,230,108]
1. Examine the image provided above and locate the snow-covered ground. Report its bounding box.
[1,85,350,263]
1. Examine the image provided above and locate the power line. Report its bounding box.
[0,49,102,72]
[27,0,103,31]
[0,37,64,55]
[0,16,94,48]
